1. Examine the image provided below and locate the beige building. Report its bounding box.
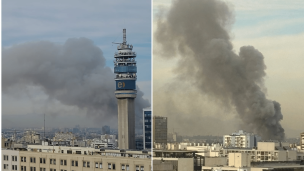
[228,153,251,167]
[222,142,302,162]
[19,151,150,171]
[2,145,151,171]
[19,131,41,144]
[153,158,193,171]
[301,132,304,150]
[202,152,304,171]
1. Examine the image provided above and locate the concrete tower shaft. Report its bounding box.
[114,29,137,149]
[123,28,127,44]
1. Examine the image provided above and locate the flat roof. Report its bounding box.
[153,150,197,153]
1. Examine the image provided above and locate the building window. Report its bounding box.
[75,161,78,167]
[122,164,125,170]
[60,159,67,165]
[108,163,112,169]
[40,158,46,164]
[12,156,17,161]
[30,167,36,171]
[113,164,115,170]
[95,162,98,168]
[82,161,90,168]
[141,166,144,171]
[4,155,8,161]
[136,165,139,171]
[30,157,36,163]
[12,165,18,170]
[126,165,129,171]
[72,160,74,166]
[76,151,81,154]
[99,163,103,169]
[11,156,17,161]
[39,168,46,171]
[4,164,9,169]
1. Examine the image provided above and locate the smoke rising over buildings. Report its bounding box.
[2,38,150,130]
[155,0,285,140]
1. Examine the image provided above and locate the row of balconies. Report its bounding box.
[116,74,137,79]
[114,52,136,57]
[114,58,136,62]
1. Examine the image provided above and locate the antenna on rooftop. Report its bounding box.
[44,113,45,141]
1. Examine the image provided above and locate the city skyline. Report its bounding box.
[1,1,303,137]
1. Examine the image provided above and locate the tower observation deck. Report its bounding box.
[114,29,136,149]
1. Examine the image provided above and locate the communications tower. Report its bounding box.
[114,29,137,149]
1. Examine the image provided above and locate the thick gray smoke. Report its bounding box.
[2,38,150,131]
[155,0,285,140]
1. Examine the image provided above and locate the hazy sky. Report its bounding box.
[153,0,304,138]
[2,0,151,129]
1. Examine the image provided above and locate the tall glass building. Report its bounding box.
[143,108,151,149]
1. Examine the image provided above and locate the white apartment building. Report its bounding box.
[2,149,20,171]
[222,142,304,162]
[223,130,260,148]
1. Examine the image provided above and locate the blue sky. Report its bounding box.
[2,0,151,101]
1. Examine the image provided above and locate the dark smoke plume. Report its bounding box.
[2,38,150,131]
[155,0,285,140]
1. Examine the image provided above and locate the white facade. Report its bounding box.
[54,132,75,141]
[223,130,260,148]
[2,149,19,171]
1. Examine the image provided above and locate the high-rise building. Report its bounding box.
[301,132,304,150]
[114,29,137,149]
[153,116,167,144]
[143,108,151,149]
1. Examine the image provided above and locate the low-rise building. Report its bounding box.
[301,132,304,150]
[223,130,260,148]
[2,145,151,171]
[2,149,20,171]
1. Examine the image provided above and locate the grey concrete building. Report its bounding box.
[153,116,167,144]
